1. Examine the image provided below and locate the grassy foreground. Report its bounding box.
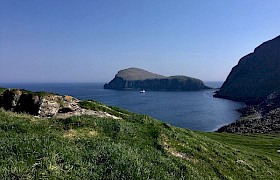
[0,100,279,179]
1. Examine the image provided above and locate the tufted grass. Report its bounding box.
[0,101,279,179]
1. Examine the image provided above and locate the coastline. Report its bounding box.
[0,84,243,132]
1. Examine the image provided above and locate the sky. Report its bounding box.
[0,0,280,83]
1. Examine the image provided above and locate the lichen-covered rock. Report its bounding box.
[0,89,121,120]
[0,89,71,117]
[1,89,42,115]
[38,95,61,117]
[61,95,80,111]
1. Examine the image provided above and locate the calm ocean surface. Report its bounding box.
[0,82,244,132]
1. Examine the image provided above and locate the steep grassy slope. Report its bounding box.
[0,101,279,179]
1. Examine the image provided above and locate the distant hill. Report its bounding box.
[104,68,210,91]
[215,35,280,103]
[112,67,165,81]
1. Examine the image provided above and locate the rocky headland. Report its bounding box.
[217,91,280,133]
[104,67,210,91]
[215,35,280,104]
[215,35,280,133]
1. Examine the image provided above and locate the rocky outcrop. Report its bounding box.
[38,95,81,117]
[2,89,22,111]
[0,89,78,117]
[16,93,41,115]
[0,89,120,119]
[215,35,280,103]
[217,91,280,133]
[1,89,41,115]
[104,68,210,91]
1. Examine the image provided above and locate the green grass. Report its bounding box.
[0,87,6,94]
[0,87,54,97]
[78,100,130,118]
[0,101,279,179]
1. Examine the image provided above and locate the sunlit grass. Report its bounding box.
[0,101,279,179]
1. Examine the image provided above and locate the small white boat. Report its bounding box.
[140,89,146,93]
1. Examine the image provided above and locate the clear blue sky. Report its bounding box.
[1,0,279,83]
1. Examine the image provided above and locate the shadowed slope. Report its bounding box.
[215,35,280,103]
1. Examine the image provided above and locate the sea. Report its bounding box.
[0,82,244,132]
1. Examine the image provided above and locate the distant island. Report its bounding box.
[104,67,210,91]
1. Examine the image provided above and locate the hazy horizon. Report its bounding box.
[1,0,280,83]
[0,80,225,84]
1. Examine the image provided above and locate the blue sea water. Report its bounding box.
[0,82,244,132]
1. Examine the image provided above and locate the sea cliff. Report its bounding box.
[215,35,280,103]
[104,68,210,91]
[215,35,280,133]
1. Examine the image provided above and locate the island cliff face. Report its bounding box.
[215,35,280,103]
[104,68,210,91]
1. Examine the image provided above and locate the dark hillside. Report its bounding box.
[215,35,280,103]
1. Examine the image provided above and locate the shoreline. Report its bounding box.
[0,87,243,132]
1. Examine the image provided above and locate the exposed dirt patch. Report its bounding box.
[63,129,99,139]
[162,135,193,162]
